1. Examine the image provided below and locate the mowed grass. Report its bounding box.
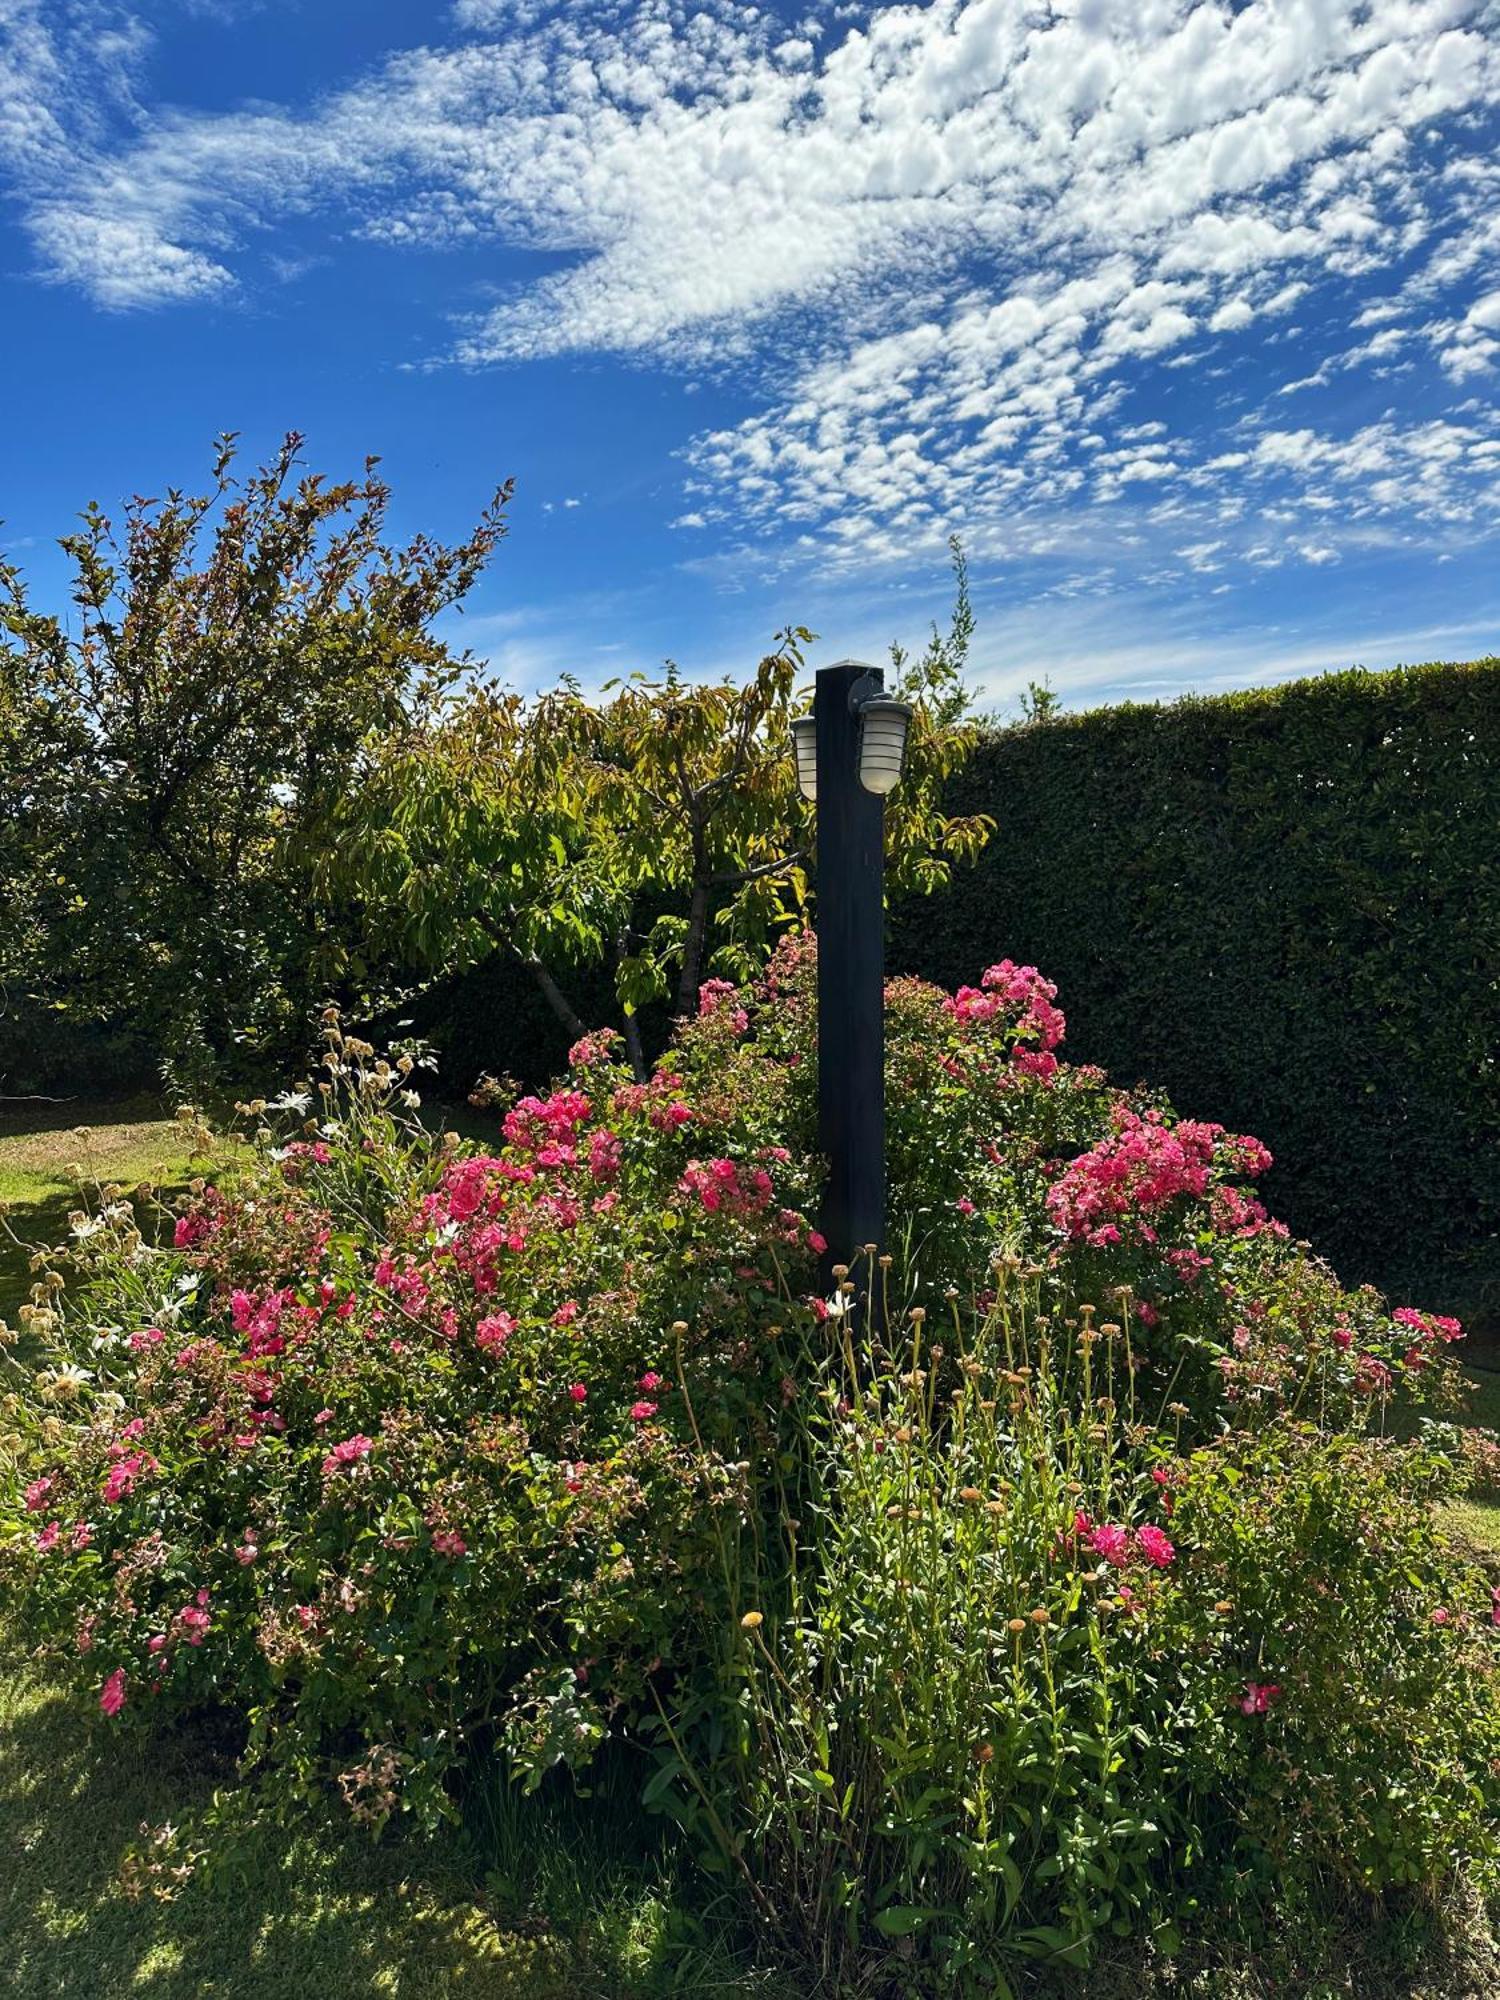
[0,1622,778,2000]
[0,1096,228,1322]
[1437,1364,1500,1558]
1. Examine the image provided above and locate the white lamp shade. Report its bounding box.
[791,714,818,801]
[857,698,912,795]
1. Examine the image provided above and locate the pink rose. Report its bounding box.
[1240,1681,1281,1716]
[321,1433,375,1478]
[1088,1524,1132,1567]
[1135,1525,1175,1569]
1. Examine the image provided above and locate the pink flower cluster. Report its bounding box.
[475,1311,516,1355]
[611,1072,694,1132]
[503,1088,592,1166]
[1075,1514,1176,1569]
[321,1433,375,1479]
[175,1590,212,1646]
[1046,1106,1273,1248]
[1240,1680,1282,1716]
[947,960,1066,1079]
[102,1450,156,1506]
[278,1139,333,1181]
[1393,1305,1464,1349]
[679,1156,774,1218]
[1353,1354,1392,1397]
[567,1026,622,1069]
[698,978,749,1035]
[230,1286,295,1359]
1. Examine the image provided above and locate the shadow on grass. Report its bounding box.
[0,1631,781,2000]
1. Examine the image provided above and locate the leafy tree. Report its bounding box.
[0,436,508,1095]
[1018,677,1061,724]
[335,543,992,1078]
[0,605,84,1095]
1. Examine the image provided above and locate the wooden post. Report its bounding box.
[815,660,887,1268]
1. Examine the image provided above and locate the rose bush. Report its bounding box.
[678,936,1465,1430]
[1,937,1495,1992]
[1,1011,825,1831]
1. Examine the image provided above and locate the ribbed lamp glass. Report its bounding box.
[856,698,912,796]
[791,714,818,801]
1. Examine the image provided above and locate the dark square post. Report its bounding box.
[815,660,886,1264]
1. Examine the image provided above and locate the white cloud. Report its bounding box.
[2,0,1499,591]
[28,203,232,305]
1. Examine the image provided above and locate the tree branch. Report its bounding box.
[524,955,588,1040]
[710,848,805,889]
[475,911,589,1040]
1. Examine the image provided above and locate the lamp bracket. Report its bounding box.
[846,670,884,715]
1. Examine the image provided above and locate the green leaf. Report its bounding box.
[872,1905,936,1938]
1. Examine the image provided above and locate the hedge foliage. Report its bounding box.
[891,658,1500,1331]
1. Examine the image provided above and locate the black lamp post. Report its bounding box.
[791,661,913,1267]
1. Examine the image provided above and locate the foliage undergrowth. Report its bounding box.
[3,938,1498,1994]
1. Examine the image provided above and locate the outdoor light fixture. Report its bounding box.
[791,714,818,801]
[807,659,910,1277]
[854,694,913,796]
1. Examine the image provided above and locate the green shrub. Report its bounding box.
[1,941,1495,1990]
[1173,1424,1500,1896]
[0,1013,821,1833]
[662,1280,1500,1993]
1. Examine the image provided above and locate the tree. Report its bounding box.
[1017,677,1061,725]
[0,435,509,1094]
[334,542,993,1079]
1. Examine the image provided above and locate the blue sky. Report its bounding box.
[2,0,1498,712]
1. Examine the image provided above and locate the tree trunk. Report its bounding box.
[677,875,711,1018]
[522,954,587,1040]
[476,913,589,1042]
[621,1008,647,1084]
[613,925,647,1082]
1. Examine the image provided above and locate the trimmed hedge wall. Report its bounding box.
[890,658,1500,1334]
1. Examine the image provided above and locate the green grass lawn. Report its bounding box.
[0,1621,778,1999]
[0,1096,228,1324]
[1437,1363,1500,1557]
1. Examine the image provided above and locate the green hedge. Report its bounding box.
[890,658,1500,1334]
